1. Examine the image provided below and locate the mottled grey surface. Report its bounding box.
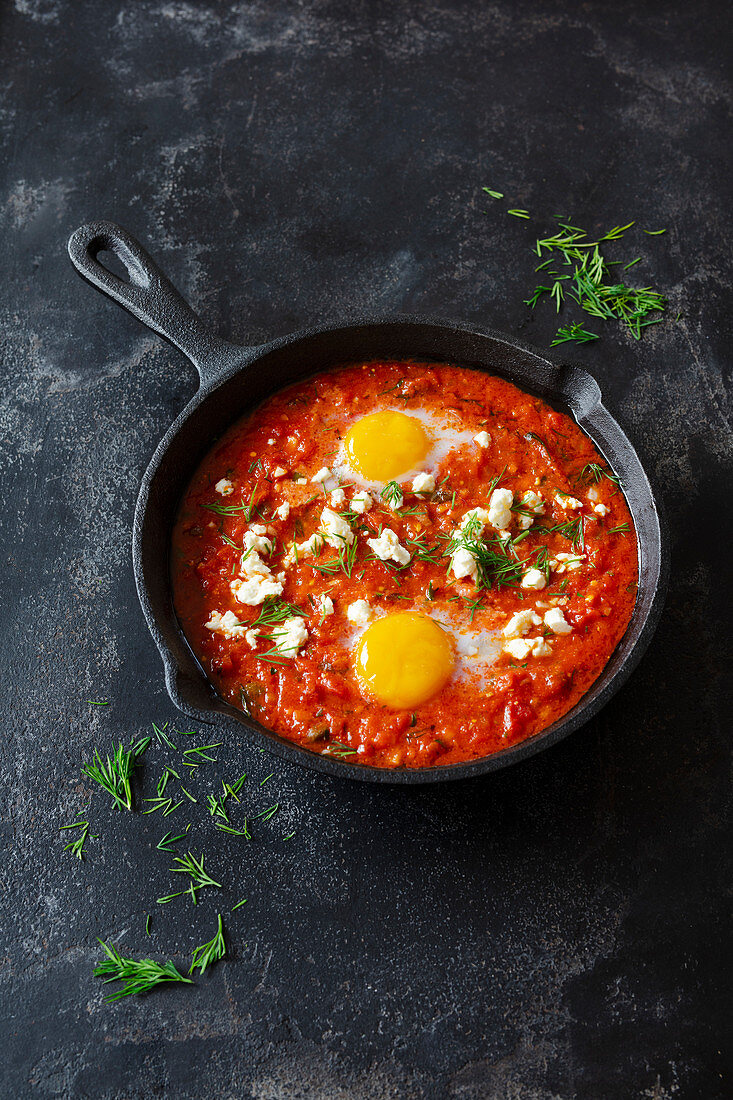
[1,1,730,1097]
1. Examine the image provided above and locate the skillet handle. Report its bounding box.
[67,221,242,384]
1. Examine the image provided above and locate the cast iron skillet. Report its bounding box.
[68,221,668,784]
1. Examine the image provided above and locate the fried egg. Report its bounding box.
[348,606,504,709]
[334,406,477,488]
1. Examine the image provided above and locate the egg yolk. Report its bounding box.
[354,612,455,709]
[344,410,429,481]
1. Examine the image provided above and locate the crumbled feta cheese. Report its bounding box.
[267,437,275,445]
[593,503,610,517]
[275,502,291,521]
[243,527,273,556]
[461,507,491,533]
[474,430,490,448]
[245,628,260,649]
[450,545,478,583]
[311,467,331,484]
[502,609,542,639]
[587,486,599,502]
[521,567,547,591]
[318,594,334,617]
[503,638,532,660]
[347,599,372,626]
[204,610,245,638]
[330,487,346,506]
[550,552,583,574]
[488,487,514,530]
[295,477,308,485]
[272,466,287,479]
[412,472,435,494]
[383,486,404,510]
[273,615,308,655]
[367,528,411,566]
[518,490,545,530]
[544,607,572,635]
[240,550,272,578]
[230,575,284,605]
[555,492,583,510]
[504,636,552,659]
[351,491,373,514]
[497,529,512,542]
[320,507,354,549]
[214,478,234,496]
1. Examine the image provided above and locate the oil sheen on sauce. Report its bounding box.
[171,361,638,769]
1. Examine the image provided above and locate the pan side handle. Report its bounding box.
[68,221,244,384]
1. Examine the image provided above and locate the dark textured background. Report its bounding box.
[1,2,730,1097]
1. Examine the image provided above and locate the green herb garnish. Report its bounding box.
[94,940,192,1001]
[190,914,226,975]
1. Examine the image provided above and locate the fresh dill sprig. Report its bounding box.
[94,940,192,1001]
[203,487,262,521]
[81,738,149,812]
[579,462,621,487]
[380,480,404,508]
[232,898,248,911]
[321,741,358,758]
[60,819,96,860]
[183,743,222,764]
[550,323,599,346]
[189,914,226,975]
[507,209,530,219]
[170,851,222,894]
[608,523,630,535]
[152,721,177,751]
[482,187,504,199]
[156,827,190,852]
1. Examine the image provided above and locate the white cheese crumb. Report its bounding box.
[240,550,272,578]
[243,528,273,556]
[275,502,291,521]
[204,610,245,638]
[521,567,547,591]
[273,615,308,655]
[311,467,331,484]
[367,527,411,565]
[587,486,599,502]
[550,552,584,574]
[318,594,334,617]
[488,487,514,530]
[295,477,308,485]
[330,487,346,506]
[351,491,373,514]
[517,490,545,530]
[347,599,372,626]
[230,575,284,605]
[267,437,275,445]
[214,478,234,496]
[450,545,478,583]
[411,472,436,494]
[245,628,260,649]
[504,636,552,659]
[544,607,572,635]
[555,492,583,510]
[474,430,490,448]
[272,466,287,479]
[320,507,354,549]
[593,503,610,517]
[461,507,491,533]
[502,608,542,639]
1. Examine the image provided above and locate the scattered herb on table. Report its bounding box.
[94,940,192,1001]
[189,914,226,975]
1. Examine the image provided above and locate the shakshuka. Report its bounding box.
[171,361,638,768]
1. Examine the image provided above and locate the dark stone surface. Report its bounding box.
[1,1,730,1097]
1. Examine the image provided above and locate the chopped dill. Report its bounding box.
[60,819,96,860]
[94,940,192,1001]
[190,914,226,975]
[81,738,149,812]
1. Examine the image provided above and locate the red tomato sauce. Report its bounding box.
[171,361,638,769]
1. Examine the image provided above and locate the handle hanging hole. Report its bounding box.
[96,249,131,283]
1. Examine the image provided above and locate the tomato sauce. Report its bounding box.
[171,361,638,769]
